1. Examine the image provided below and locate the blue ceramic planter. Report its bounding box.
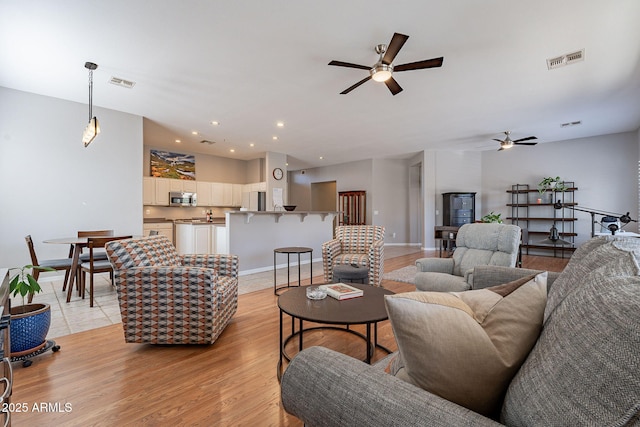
[10,303,51,355]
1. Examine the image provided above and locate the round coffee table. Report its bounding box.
[277,283,393,380]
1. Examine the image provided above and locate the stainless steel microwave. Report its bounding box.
[169,191,197,207]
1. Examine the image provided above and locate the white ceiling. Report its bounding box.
[2,1,640,170]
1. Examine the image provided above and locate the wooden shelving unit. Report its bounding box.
[507,183,577,258]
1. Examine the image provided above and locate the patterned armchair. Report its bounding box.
[105,235,238,345]
[322,225,385,286]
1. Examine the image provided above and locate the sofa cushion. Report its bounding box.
[502,238,640,425]
[544,236,640,323]
[384,272,547,417]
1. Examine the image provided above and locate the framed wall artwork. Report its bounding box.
[150,150,195,180]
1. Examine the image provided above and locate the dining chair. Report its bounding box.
[79,235,131,307]
[77,230,114,262]
[24,235,74,303]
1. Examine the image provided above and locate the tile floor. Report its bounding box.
[34,246,421,339]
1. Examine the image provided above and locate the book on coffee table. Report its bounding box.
[320,283,363,300]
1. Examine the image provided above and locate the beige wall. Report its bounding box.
[142,145,262,184]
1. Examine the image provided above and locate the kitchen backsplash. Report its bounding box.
[144,206,234,220]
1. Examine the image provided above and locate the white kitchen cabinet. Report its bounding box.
[169,180,182,192]
[143,177,155,205]
[175,223,216,255]
[222,184,233,206]
[213,225,228,254]
[232,184,243,207]
[155,178,170,206]
[143,222,174,244]
[182,180,197,193]
[193,225,211,254]
[196,181,212,206]
[211,183,225,206]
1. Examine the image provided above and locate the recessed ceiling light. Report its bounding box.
[276,121,284,127]
[249,143,255,147]
[319,156,324,160]
[210,121,220,126]
[192,131,198,135]
[229,149,235,153]
[272,136,278,140]
[175,139,181,143]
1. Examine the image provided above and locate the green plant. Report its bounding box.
[480,212,503,223]
[9,265,53,306]
[538,176,568,194]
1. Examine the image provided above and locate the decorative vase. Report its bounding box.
[10,303,51,357]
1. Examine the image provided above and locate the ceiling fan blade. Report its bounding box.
[498,147,504,151]
[385,77,403,95]
[514,142,538,146]
[513,136,537,143]
[382,33,409,65]
[340,76,372,94]
[394,57,444,72]
[328,60,371,70]
[492,139,503,143]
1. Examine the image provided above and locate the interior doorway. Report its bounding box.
[409,162,423,246]
[310,181,337,211]
[311,181,338,232]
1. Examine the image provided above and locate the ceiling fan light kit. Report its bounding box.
[328,32,444,95]
[493,131,538,151]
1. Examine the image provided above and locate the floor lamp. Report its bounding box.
[553,201,637,238]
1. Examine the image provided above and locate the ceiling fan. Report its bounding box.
[328,32,444,95]
[494,131,538,151]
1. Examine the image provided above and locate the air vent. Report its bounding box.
[109,76,136,88]
[200,140,216,145]
[547,49,585,70]
[561,120,582,128]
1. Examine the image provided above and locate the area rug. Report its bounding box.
[382,265,417,284]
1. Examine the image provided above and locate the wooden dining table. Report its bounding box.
[43,237,95,302]
[44,235,138,303]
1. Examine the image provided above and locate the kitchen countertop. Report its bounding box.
[143,218,174,223]
[144,217,225,224]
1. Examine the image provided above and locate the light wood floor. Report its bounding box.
[11,250,568,426]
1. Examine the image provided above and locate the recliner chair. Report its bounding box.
[415,223,521,292]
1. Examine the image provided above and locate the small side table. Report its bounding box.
[273,247,313,295]
[333,264,369,284]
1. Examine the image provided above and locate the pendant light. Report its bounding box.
[82,62,100,147]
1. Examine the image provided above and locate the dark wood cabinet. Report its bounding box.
[442,192,476,227]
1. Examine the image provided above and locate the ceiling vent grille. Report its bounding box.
[561,120,582,128]
[109,76,136,88]
[547,49,584,70]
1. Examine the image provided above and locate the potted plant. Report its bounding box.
[9,264,54,358]
[480,212,503,223]
[538,176,568,195]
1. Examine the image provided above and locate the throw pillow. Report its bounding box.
[384,272,547,417]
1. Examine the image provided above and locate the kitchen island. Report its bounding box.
[226,211,338,274]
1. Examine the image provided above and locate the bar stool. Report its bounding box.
[273,247,313,295]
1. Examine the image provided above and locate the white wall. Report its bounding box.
[372,158,410,244]
[0,87,143,270]
[481,131,639,246]
[289,159,373,219]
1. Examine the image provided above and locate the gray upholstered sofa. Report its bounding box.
[281,236,640,426]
